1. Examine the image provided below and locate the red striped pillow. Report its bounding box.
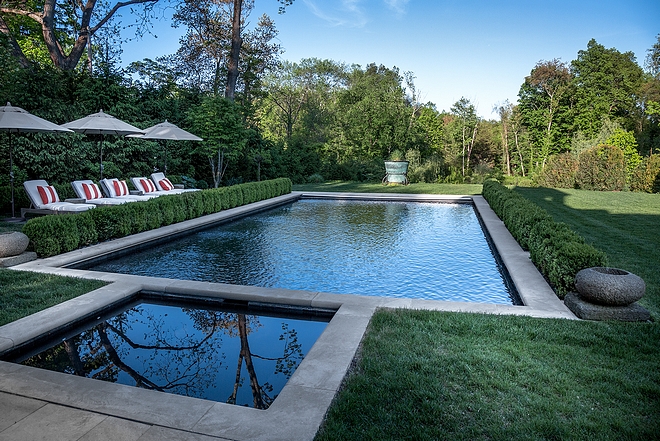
[37,185,59,205]
[113,180,129,196]
[140,178,156,193]
[159,179,173,191]
[82,182,101,200]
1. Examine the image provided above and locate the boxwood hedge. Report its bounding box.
[23,178,292,258]
[482,179,607,297]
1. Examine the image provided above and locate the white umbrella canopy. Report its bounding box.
[63,110,144,179]
[0,102,73,218]
[128,120,202,173]
[131,120,203,141]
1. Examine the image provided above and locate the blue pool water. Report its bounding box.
[15,300,328,408]
[89,199,516,304]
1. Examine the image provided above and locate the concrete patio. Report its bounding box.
[0,192,575,440]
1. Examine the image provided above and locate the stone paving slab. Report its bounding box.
[1,192,576,440]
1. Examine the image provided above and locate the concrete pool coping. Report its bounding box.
[0,192,575,441]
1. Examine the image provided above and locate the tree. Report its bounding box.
[517,59,573,168]
[449,97,479,177]
[571,39,644,136]
[0,0,161,70]
[224,0,294,100]
[188,96,246,187]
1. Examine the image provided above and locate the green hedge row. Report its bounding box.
[22,178,292,258]
[482,179,607,297]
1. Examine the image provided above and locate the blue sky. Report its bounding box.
[119,0,660,119]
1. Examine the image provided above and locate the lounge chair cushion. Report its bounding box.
[82,182,103,200]
[159,178,174,191]
[138,178,157,193]
[37,185,59,204]
[113,180,130,197]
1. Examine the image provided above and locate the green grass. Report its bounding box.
[0,269,107,326]
[315,184,660,441]
[512,187,660,317]
[316,310,660,441]
[294,181,483,195]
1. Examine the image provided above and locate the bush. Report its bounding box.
[482,180,607,296]
[536,152,578,189]
[22,178,293,257]
[630,154,660,193]
[576,145,626,191]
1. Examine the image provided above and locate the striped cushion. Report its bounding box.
[159,178,174,191]
[113,179,129,196]
[37,185,59,204]
[140,178,156,193]
[82,182,102,200]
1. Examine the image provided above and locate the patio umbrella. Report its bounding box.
[0,102,73,219]
[128,120,202,173]
[63,110,144,179]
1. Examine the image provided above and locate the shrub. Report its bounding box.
[536,152,578,189]
[307,173,324,184]
[22,178,293,257]
[629,154,660,193]
[576,145,626,191]
[482,179,607,297]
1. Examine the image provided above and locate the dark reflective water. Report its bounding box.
[90,199,515,304]
[16,301,327,408]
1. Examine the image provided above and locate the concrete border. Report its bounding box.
[0,192,574,441]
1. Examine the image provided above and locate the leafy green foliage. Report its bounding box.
[21,178,292,257]
[575,145,626,191]
[482,180,607,295]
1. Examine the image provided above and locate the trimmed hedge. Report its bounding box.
[482,180,607,297]
[23,178,292,258]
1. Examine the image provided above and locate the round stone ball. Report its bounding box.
[0,231,30,258]
[575,267,646,306]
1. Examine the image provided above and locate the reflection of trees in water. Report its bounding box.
[23,305,305,409]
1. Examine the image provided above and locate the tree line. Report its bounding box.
[1,1,659,197]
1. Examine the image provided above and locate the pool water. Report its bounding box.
[13,300,328,408]
[90,199,516,304]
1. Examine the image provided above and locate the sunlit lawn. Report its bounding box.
[2,184,659,441]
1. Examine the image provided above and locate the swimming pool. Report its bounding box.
[8,297,329,408]
[89,199,517,304]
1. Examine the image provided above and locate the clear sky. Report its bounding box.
[119,0,660,119]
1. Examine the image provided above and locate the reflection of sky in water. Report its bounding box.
[21,302,327,408]
[91,200,514,304]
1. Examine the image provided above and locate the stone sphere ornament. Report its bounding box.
[0,231,30,258]
[575,267,646,306]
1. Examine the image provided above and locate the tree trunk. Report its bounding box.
[237,314,265,409]
[225,0,243,101]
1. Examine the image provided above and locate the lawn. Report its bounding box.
[314,185,660,441]
[294,181,483,195]
[2,184,659,440]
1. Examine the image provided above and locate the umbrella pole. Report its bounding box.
[8,133,15,219]
[99,135,104,180]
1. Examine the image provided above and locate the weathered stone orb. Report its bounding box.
[575,267,645,306]
[0,232,30,258]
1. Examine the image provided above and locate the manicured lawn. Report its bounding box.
[315,185,660,441]
[513,187,660,317]
[0,269,107,326]
[316,310,660,441]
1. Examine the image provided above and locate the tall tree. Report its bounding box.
[449,97,479,176]
[0,0,160,70]
[571,39,644,136]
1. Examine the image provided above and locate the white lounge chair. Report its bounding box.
[130,176,171,196]
[150,172,198,194]
[22,180,95,217]
[99,178,156,202]
[71,180,131,205]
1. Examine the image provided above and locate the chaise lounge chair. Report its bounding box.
[130,176,173,197]
[150,172,199,194]
[22,180,96,217]
[99,178,157,202]
[71,180,132,205]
